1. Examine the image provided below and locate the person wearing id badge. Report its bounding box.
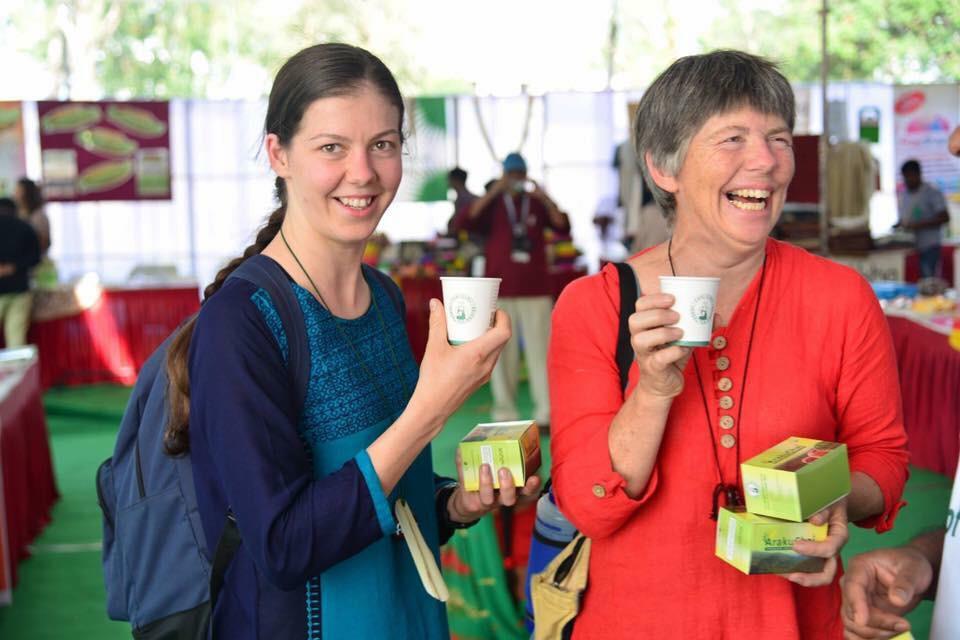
[165,43,539,640]
[463,152,570,429]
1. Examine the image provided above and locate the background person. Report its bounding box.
[0,196,40,347]
[896,159,950,279]
[14,177,57,288]
[462,152,570,430]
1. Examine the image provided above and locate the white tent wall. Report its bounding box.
[19,84,931,288]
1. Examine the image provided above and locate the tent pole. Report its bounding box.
[819,0,830,255]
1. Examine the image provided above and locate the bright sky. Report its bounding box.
[0,0,731,99]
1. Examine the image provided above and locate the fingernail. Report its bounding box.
[429,299,438,311]
[893,588,909,602]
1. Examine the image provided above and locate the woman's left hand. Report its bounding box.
[447,451,542,523]
[784,499,850,587]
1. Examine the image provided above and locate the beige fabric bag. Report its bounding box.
[530,534,592,640]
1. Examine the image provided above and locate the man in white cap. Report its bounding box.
[462,152,570,430]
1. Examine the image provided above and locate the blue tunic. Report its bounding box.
[189,263,453,639]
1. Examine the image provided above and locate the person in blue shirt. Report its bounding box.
[163,43,539,639]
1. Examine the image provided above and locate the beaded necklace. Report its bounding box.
[667,237,768,520]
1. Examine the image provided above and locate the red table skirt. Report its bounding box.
[887,315,960,477]
[0,357,59,592]
[28,287,200,389]
[903,245,955,283]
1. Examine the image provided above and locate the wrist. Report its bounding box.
[629,385,678,410]
[396,399,445,443]
[438,484,480,530]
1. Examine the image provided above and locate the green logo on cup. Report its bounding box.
[691,294,714,325]
[449,294,477,324]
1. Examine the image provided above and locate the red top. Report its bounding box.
[460,193,570,298]
[548,239,909,640]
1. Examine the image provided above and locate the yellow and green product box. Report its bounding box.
[741,437,850,522]
[458,420,541,491]
[890,632,914,640]
[715,506,828,575]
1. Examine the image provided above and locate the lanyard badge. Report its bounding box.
[504,194,532,263]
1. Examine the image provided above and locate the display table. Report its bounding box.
[831,249,911,282]
[0,347,59,603]
[885,313,960,478]
[903,243,956,284]
[27,285,200,389]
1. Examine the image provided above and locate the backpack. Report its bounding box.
[523,262,637,635]
[95,256,402,639]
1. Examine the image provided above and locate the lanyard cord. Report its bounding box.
[279,227,410,409]
[502,193,530,235]
[667,237,768,519]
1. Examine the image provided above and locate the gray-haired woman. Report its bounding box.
[547,50,908,638]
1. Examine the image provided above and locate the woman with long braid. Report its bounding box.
[164,43,538,639]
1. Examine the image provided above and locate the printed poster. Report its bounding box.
[0,102,26,199]
[38,100,171,202]
[893,85,960,196]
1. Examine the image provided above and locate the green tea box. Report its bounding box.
[716,507,828,575]
[459,420,541,491]
[741,437,850,522]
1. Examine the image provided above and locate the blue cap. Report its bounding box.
[502,152,527,173]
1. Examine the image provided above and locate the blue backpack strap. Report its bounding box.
[363,264,405,317]
[612,262,637,397]
[227,254,310,410]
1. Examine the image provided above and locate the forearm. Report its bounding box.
[906,528,946,599]
[468,189,499,219]
[367,404,443,496]
[540,194,567,228]
[608,388,673,497]
[906,213,949,230]
[847,471,885,523]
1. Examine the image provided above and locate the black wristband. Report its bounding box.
[436,483,480,531]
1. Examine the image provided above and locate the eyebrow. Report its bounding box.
[307,129,401,143]
[709,124,793,140]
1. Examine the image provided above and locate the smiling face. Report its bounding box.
[266,83,403,249]
[649,106,795,252]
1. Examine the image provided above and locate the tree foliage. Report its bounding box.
[701,0,960,83]
[5,0,959,99]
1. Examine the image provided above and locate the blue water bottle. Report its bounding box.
[524,486,578,633]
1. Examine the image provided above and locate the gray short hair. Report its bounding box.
[634,50,795,217]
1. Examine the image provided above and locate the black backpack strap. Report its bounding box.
[209,513,241,614]
[228,254,311,410]
[613,262,638,396]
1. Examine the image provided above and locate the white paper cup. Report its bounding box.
[440,277,501,344]
[658,275,720,347]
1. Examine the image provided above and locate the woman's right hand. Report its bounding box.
[410,299,511,432]
[630,292,692,399]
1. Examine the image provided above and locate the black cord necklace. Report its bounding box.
[667,237,768,520]
[279,227,410,409]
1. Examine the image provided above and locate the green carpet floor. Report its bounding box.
[0,383,950,639]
